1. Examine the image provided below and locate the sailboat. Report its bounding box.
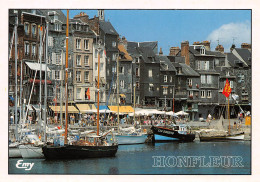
[107,49,147,145]
[42,10,118,159]
[18,22,48,159]
[199,79,244,141]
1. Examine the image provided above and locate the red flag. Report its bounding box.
[222,79,232,98]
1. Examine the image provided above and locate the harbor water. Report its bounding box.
[9,141,251,175]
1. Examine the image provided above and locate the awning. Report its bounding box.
[25,61,51,72]
[120,94,126,98]
[76,104,96,113]
[108,106,134,114]
[49,105,79,113]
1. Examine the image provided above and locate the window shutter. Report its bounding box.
[52,52,56,64]
[52,70,55,79]
[62,52,65,65]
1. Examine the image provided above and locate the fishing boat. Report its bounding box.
[199,79,245,141]
[151,124,195,142]
[42,10,118,159]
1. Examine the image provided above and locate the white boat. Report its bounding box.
[108,133,147,145]
[18,134,44,159]
[9,142,22,158]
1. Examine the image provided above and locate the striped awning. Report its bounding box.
[76,104,96,113]
[108,106,134,114]
[49,105,79,113]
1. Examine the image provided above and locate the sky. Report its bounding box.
[62,9,251,55]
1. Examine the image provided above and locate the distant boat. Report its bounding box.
[151,124,195,142]
[199,132,244,141]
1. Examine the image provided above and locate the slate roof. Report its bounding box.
[156,55,177,72]
[234,48,251,66]
[179,63,200,77]
[227,52,247,68]
[136,47,159,64]
[99,21,118,35]
[127,41,158,54]
[39,10,66,24]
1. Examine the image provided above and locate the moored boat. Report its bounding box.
[199,132,245,141]
[151,124,195,142]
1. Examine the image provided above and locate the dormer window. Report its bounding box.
[200,47,205,55]
[226,71,230,76]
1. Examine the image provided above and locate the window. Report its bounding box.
[76,88,81,100]
[56,54,61,65]
[112,82,116,89]
[76,39,81,49]
[76,71,81,82]
[163,87,168,95]
[55,70,60,80]
[200,47,205,55]
[100,50,103,58]
[215,58,219,66]
[119,66,124,74]
[201,75,206,84]
[170,88,173,94]
[136,67,140,77]
[24,42,29,55]
[136,81,139,89]
[107,69,110,76]
[148,69,152,77]
[112,65,116,73]
[32,24,36,36]
[201,90,206,98]
[120,80,124,88]
[95,63,98,71]
[24,23,29,35]
[164,75,167,82]
[84,71,89,82]
[100,63,104,71]
[198,61,209,70]
[76,55,81,66]
[170,76,172,83]
[54,24,61,31]
[206,90,212,98]
[230,81,234,88]
[95,49,98,58]
[188,90,193,96]
[112,53,117,61]
[32,44,36,56]
[206,75,212,84]
[135,57,139,63]
[188,78,192,86]
[84,39,89,50]
[112,41,116,47]
[48,36,53,47]
[149,84,154,92]
[84,56,89,66]
[238,74,245,83]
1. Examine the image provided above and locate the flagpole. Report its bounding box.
[228,95,230,135]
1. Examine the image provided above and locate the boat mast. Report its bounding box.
[97,40,102,136]
[14,13,18,141]
[39,25,43,134]
[228,95,230,135]
[133,84,136,125]
[117,52,119,132]
[44,22,48,142]
[64,10,69,144]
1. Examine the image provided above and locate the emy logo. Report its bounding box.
[16,160,34,171]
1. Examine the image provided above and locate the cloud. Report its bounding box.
[207,21,251,51]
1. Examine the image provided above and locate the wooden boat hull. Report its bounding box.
[151,126,195,142]
[199,132,245,141]
[42,144,118,160]
[19,144,44,159]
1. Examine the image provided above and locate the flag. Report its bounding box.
[222,79,232,98]
[86,88,90,100]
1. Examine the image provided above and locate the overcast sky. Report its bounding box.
[65,10,251,54]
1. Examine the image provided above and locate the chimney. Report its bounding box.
[181,41,190,66]
[230,44,236,52]
[159,47,163,55]
[169,47,180,56]
[215,44,224,53]
[241,43,251,49]
[74,12,89,22]
[202,41,210,51]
